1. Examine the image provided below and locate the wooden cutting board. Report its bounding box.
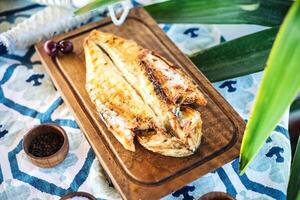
[35,8,245,200]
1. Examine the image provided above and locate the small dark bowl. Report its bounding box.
[23,124,69,168]
[199,192,235,200]
[60,192,96,200]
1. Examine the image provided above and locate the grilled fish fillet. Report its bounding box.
[84,30,206,157]
[85,39,159,151]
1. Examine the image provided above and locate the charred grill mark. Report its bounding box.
[175,97,184,105]
[134,128,155,135]
[96,43,114,63]
[165,124,177,137]
[141,60,172,104]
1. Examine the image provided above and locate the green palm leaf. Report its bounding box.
[190,27,278,82]
[145,0,291,26]
[74,0,120,15]
[239,1,300,173]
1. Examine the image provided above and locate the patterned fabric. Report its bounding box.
[0,1,291,200]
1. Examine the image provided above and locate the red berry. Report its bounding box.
[58,40,73,54]
[44,40,58,57]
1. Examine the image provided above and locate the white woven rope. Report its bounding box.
[0,6,102,54]
[108,1,132,26]
[0,0,132,54]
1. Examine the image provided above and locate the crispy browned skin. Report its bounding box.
[84,30,206,157]
[139,50,207,106]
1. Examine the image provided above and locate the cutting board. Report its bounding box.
[35,8,245,200]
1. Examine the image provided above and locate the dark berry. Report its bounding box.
[49,47,59,57]
[44,40,58,57]
[58,40,73,54]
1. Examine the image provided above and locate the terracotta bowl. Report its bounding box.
[23,124,69,168]
[60,192,96,200]
[199,192,235,200]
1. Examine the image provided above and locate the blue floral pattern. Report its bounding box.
[0,1,291,200]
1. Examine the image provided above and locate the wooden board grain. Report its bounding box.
[35,8,245,200]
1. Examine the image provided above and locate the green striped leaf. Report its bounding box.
[190,27,278,82]
[145,0,291,26]
[74,0,119,15]
[239,1,300,173]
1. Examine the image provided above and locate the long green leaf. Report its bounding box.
[145,0,291,26]
[239,1,300,173]
[287,138,300,200]
[74,0,119,15]
[190,27,278,82]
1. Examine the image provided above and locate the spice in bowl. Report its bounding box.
[28,131,64,157]
[23,124,69,168]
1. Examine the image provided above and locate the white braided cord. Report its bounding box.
[0,0,134,54]
[0,6,102,54]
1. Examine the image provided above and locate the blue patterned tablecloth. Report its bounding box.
[0,1,291,200]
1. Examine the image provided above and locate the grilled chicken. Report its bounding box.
[84,30,206,157]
